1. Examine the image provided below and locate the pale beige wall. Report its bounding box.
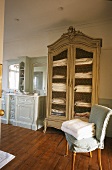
[99,49,112,99]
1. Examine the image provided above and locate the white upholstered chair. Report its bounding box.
[63,104,112,170]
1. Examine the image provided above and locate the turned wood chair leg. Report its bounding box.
[89,151,92,158]
[72,152,76,170]
[98,149,102,170]
[65,141,69,156]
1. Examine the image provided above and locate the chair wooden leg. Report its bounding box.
[64,141,69,156]
[98,149,102,170]
[72,152,76,170]
[89,151,92,158]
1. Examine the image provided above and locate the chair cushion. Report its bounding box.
[65,132,99,153]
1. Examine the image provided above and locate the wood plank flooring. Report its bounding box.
[0,123,112,170]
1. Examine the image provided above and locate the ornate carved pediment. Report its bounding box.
[61,26,102,46]
[61,26,84,40]
[48,26,102,50]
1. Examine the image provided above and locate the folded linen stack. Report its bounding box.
[75,72,92,79]
[75,112,90,118]
[53,75,65,79]
[61,119,95,140]
[75,58,93,65]
[53,58,67,67]
[52,98,66,104]
[74,85,92,92]
[51,109,65,116]
[52,83,66,92]
[75,101,91,107]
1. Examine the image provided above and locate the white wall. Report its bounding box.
[3,21,112,101]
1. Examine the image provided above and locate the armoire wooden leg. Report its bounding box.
[64,141,69,156]
[98,149,102,170]
[72,152,76,170]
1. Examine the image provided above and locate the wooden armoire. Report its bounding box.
[44,26,102,132]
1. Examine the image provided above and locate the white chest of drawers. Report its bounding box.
[1,93,46,130]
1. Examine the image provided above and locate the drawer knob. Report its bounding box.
[0,109,4,116]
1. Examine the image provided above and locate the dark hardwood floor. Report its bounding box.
[0,123,112,170]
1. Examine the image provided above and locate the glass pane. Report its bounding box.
[74,48,93,119]
[51,49,68,117]
[33,72,43,90]
[9,64,19,90]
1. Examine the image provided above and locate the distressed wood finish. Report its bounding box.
[44,26,102,131]
[0,124,112,170]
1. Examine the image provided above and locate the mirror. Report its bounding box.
[33,71,43,90]
[33,65,47,95]
[9,64,19,90]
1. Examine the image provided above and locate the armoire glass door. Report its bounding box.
[74,48,93,119]
[51,49,68,118]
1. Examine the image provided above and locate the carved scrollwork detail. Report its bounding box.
[61,26,83,41]
[67,26,76,40]
[68,26,75,34]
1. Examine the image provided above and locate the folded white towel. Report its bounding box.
[52,83,66,92]
[75,72,92,79]
[75,112,90,118]
[52,98,66,104]
[75,58,93,65]
[53,58,67,67]
[74,85,92,92]
[75,101,91,107]
[61,119,95,135]
[61,125,95,140]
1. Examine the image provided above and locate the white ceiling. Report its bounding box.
[4,0,112,43]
